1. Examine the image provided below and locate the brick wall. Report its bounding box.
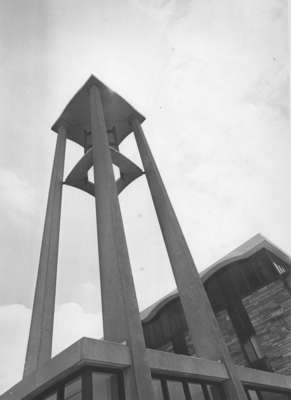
[242,278,291,375]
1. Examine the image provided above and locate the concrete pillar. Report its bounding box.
[132,118,248,400]
[23,127,67,377]
[89,85,155,400]
[89,85,126,343]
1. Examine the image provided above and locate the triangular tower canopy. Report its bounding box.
[51,74,145,147]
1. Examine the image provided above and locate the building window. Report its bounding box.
[43,393,57,400]
[167,380,185,399]
[92,372,120,400]
[38,369,124,400]
[243,336,262,363]
[246,387,291,400]
[152,379,164,400]
[273,262,286,275]
[64,377,82,400]
[153,376,224,400]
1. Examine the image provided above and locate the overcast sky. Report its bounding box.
[0,0,289,394]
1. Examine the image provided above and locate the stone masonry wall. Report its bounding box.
[242,278,291,375]
[216,309,247,366]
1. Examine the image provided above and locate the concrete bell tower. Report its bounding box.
[18,75,249,400]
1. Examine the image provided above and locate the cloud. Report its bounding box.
[56,282,101,314]
[0,170,36,217]
[130,0,192,26]
[0,303,102,395]
[244,66,289,117]
[0,305,31,394]
[53,302,103,355]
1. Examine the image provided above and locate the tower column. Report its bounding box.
[89,85,155,400]
[24,127,67,377]
[89,83,126,343]
[132,118,248,400]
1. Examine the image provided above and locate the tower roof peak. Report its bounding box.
[51,75,145,148]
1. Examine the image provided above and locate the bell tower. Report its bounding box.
[4,75,252,400]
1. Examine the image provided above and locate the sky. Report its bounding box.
[0,0,289,394]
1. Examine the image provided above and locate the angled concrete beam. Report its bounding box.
[23,127,67,377]
[132,118,248,400]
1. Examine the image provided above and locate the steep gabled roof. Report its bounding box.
[141,234,291,323]
[201,233,291,282]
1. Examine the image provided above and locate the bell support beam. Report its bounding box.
[132,118,248,400]
[65,147,144,196]
[89,84,155,400]
[23,127,67,377]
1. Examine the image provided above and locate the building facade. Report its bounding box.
[142,234,291,378]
